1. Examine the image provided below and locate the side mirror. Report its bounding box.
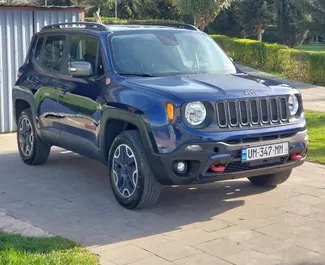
[69,61,92,77]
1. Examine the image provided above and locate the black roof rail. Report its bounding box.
[42,22,107,31]
[134,22,199,31]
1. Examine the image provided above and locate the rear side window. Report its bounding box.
[34,36,44,62]
[42,35,66,72]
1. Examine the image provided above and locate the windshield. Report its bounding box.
[109,31,237,76]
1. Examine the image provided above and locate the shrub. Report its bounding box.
[211,35,325,85]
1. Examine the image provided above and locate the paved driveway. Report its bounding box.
[1,133,325,265]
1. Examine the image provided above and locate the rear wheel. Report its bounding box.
[248,170,292,187]
[108,130,161,209]
[17,108,51,165]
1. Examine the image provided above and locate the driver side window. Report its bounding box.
[69,35,105,77]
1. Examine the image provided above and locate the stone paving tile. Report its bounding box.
[314,201,325,211]
[288,183,325,197]
[130,234,173,249]
[196,238,244,259]
[89,242,131,255]
[190,219,232,233]
[99,258,117,265]
[174,253,232,265]
[280,203,323,216]
[166,228,222,246]
[270,246,325,265]
[309,211,325,223]
[222,249,283,265]
[266,212,308,227]
[289,194,325,205]
[241,235,291,255]
[256,223,297,241]
[140,241,200,262]
[208,225,263,243]
[226,215,273,230]
[128,256,172,265]
[100,244,152,265]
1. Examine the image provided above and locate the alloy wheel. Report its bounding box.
[18,117,34,158]
[112,144,138,198]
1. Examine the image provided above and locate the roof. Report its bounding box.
[39,22,199,33]
[0,2,84,11]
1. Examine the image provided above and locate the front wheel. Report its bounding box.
[248,170,292,187]
[108,130,161,209]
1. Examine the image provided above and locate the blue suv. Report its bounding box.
[13,22,308,209]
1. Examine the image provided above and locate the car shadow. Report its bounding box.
[0,148,275,248]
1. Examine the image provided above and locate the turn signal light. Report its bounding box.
[166,103,175,121]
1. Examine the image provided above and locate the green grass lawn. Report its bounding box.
[0,233,98,265]
[296,44,325,52]
[305,110,325,164]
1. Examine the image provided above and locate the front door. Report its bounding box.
[56,34,106,158]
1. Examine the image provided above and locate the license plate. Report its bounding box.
[242,143,289,162]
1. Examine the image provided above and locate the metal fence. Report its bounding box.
[0,7,82,133]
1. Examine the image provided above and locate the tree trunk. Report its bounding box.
[257,28,263,42]
[195,11,218,31]
[115,0,118,18]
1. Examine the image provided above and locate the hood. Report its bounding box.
[127,73,295,102]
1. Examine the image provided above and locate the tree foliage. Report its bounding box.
[275,0,311,47]
[174,0,234,31]
[234,0,274,41]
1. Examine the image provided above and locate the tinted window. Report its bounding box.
[34,36,44,62]
[42,35,66,72]
[69,35,104,76]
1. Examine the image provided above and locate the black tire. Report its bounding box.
[17,108,51,165]
[108,130,161,209]
[248,169,292,187]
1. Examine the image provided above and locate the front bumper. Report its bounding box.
[149,129,308,185]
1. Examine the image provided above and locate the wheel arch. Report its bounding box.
[100,109,159,164]
[13,87,41,137]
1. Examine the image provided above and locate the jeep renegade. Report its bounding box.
[13,22,308,209]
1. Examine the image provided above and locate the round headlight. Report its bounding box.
[288,94,299,116]
[185,101,207,126]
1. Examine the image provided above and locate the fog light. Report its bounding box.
[185,145,202,151]
[173,161,187,174]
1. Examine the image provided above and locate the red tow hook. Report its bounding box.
[291,153,302,161]
[210,165,226,173]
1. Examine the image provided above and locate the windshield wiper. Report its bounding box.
[118,72,156,77]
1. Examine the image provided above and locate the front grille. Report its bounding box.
[216,97,289,128]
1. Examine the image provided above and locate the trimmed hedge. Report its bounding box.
[85,17,182,25]
[211,35,325,85]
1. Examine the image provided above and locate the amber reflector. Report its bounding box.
[167,103,175,121]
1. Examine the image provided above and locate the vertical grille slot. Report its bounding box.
[260,98,269,123]
[250,99,259,124]
[270,98,278,122]
[216,102,227,127]
[239,100,249,125]
[228,101,238,126]
[279,97,288,120]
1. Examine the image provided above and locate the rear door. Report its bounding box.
[24,34,67,143]
[56,33,106,158]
